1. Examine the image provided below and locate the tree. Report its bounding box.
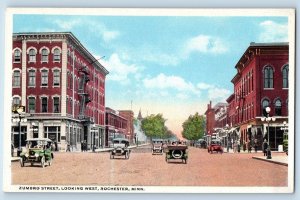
[141,114,167,139]
[182,112,205,141]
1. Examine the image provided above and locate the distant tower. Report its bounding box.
[137,109,143,121]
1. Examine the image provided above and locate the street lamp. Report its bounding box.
[12,106,27,156]
[261,106,275,159]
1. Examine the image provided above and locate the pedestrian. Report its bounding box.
[247,141,251,153]
[11,143,14,157]
[81,141,84,152]
[243,142,246,152]
[254,139,258,153]
[237,141,241,153]
[233,142,237,153]
[262,139,268,156]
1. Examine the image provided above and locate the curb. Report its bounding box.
[252,156,288,166]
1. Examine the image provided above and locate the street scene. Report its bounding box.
[11,145,287,186]
[5,8,294,192]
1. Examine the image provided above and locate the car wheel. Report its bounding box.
[41,156,45,168]
[20,157,24,167]
[125,152,129,159]
[48,159,52,166]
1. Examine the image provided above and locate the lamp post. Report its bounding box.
[12,106,27,156]
[261,106,276,159]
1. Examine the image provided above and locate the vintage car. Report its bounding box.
[165,144,188,164]
[283,132,288,155]
[207,140,223,154]
[19,138,54,168]
[110,138,131,159]
[152,139,164,155]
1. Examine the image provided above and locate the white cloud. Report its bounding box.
[102,30,120,42]
[197,82,213,90]
[259,20,288,42]
[183,35,228,57]
[99,53,138,83]
[143,73,198,94]
[53,18,82,30]
[196,82,231,102]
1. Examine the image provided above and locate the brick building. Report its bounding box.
[11,32,109,151]
[119,110,134,143]
[105,107,128,147]
[229,42,289,150]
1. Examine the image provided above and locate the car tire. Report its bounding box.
[20,157,24,167]
[41,156,45,168]
[48,159,52,166]
[125,152,129,159]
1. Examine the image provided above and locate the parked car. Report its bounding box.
[283,132,288,155]
[195,139,207,148]
[110,138,131,159]
[208,140,223,154]
[165,144,188,164]
[19,138,54,168]
[152,139,163,155]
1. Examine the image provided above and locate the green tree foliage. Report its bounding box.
[182,112,205,141]
[141,114,167,139]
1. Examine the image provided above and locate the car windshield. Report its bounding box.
[27,140,48,148]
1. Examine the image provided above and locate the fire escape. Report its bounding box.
[78,66,91,122]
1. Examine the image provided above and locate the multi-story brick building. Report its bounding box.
[11,32,109,151]
[229,42,289,150]
[105,107,128,147]
[119,110,134,143]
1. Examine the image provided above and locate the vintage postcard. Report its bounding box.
[3,8,295,193]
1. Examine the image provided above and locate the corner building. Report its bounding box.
[228,42,289,150]
[11,32,109,151]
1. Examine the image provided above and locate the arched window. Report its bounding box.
[12,97,21,107]
[41,97,48,112]
[275,99,282,116]
[264,66,274,88]
[29,49,36,62]
[53,48,61,62]
[14,49,21,62]
[282,65,289,88]
[41,69,48,86]
[28,97,36,113]
[12,70,21,87]
[28,69,36,87]
[53,69,60,86]
[262,99,270,116]
[41,49,48,62]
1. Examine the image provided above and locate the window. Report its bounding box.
[262,99,270,116]
[13,71,20,87]
[12,97,20,107]
[53,69,60,86]
[14,49,21,62]
[53,97,60,113]
[264,66,274,88]
[282,65,289,88]
[28,97,35,113]
[41,97,48,112]
[41,49,48,62]
[41,69,48,86]
[53,48,61,62]
[28,69,36,87]
[44,126,61,142]
[275,99,282,116]
[29,49,36,62]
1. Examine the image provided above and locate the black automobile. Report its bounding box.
[110,138,131,159]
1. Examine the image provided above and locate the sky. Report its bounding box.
[13,14,288,138]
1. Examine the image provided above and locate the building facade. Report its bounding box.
[105,107,128,147]
[229,42,289,150]
[119,110,134,143]
[11,32,109,151]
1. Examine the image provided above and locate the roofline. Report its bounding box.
[13,32,109,75]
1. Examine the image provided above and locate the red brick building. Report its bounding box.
[228,42,289,150]
[119,110,134,143]
[105,107,128,147]
[11,32,109,151]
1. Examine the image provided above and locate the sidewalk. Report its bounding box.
[252,154,288,166]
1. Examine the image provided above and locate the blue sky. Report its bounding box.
[13,14,288,137]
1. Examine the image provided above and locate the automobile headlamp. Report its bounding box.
[25,153,29,157]
[35,153,39,157]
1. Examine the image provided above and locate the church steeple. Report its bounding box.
[137,109,143,121]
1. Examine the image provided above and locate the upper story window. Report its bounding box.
[12,97,21,107]
[41,97,48,113]
[275,99,282,116]
[263,66,274,89]
[41,49,49,62]
[262,99,270,116]
[28,69,36,87]
[14,49,21,63]
[282,64,289,88]
[53,69,60,86]
[28,49,36,62]
[12,70,21,87]
[53,48,61,62]
[28,97,36,113]
[41,69,48,87]
[53,97,60,113]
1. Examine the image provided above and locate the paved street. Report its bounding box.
[11,145,288,186]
